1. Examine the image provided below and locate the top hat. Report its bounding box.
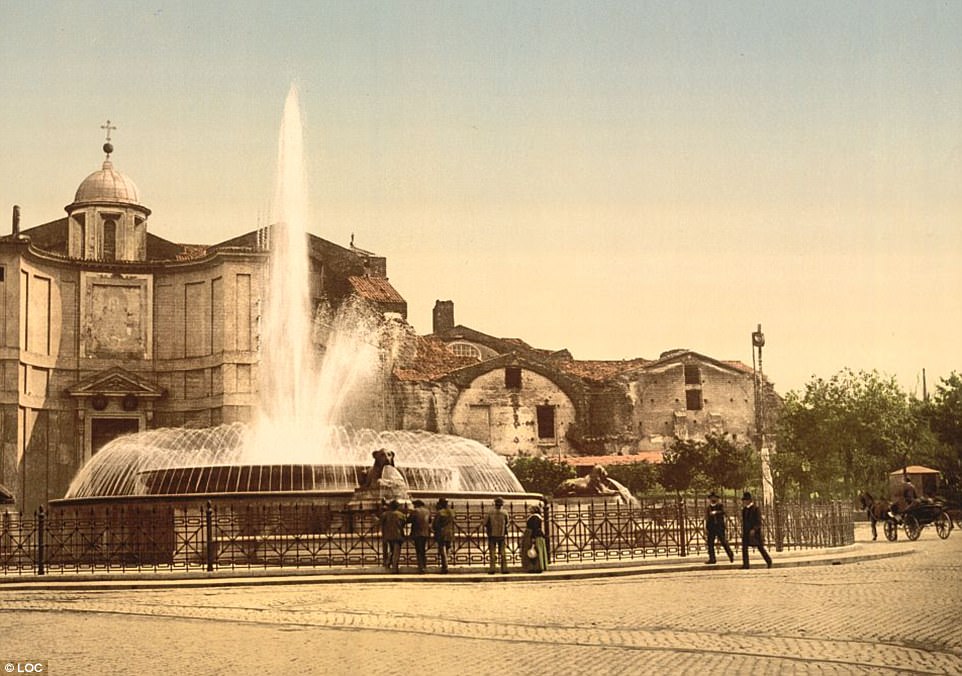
[741,491,753,501]
[708,492,720,499]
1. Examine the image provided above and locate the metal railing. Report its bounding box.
[1,497,853,576]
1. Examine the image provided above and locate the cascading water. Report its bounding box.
[63,84,523,499]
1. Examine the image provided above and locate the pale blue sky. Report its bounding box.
[2,1,960,394]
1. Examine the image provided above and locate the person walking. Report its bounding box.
[740,491,772,569]
[521,504,548,573]
[409,499,431,573]
[432,497,455,573]
[705,491,734,564]
[380,499,407,574]
[484,497,510,574]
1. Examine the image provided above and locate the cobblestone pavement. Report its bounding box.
[2,525,960,675]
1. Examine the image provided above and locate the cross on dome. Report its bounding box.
[101,119,116,142]
[100,119,117,159]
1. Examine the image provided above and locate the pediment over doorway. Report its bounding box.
[65,366,166,400]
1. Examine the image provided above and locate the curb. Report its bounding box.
[0,546,914,591]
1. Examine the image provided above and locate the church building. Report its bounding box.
[1,130,405,514]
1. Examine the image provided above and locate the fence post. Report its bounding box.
[543,499,552,562]
[205,501,215,573]
[677,496,687,557]
[773,500,784,552]
[36,505,45,576]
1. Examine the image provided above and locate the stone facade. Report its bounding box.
[411,301,779,460]
[1,146,405,514]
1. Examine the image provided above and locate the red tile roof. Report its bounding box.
[562,453,664,466]
[348,275,405,304]
[394,335,476,381]
[549,357,649,382]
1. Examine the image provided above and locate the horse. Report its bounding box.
[858,492,894,541]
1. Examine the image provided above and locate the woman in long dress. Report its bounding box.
[521,504,548,573]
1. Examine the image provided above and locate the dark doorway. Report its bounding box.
[91,417,140,455]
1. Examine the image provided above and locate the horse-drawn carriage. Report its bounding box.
[860,493,954,541]
[895,500,954,541]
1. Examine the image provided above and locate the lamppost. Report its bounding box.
[752,324,774,507]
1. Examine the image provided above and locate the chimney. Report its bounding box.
[433,300,454,334]
[12,205,20,236]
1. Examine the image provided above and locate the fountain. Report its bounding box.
[48,86,532,567]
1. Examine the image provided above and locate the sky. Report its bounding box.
[1,1,960,396]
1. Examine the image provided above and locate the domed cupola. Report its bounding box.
[65,121,151,262]
[72,160,143,206]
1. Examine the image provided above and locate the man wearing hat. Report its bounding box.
[484,497,510,574]
[409,499,432,573]
[705,492,734,564]
[740,491,772,569]
[380,499,407,574]
[432,497,455,573]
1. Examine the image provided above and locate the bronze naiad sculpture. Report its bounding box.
[358,448,409,500]
[553,465,637,505]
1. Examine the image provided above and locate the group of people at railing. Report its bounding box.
[378,496,548,575]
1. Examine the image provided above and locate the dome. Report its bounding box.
[72,160,142,206]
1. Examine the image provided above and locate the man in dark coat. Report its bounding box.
[432,497,455,573]
[705,492,734,564]
[740,491,772,569]
[380,499,407,574]
[484,497,510,574]
[409,499,432,573]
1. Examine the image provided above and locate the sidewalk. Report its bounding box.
[0,538,912,591]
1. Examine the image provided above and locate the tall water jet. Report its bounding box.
[251,84,321,460]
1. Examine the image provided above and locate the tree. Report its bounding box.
[703,435,760,490]
[659,439,704,493]
[659,436,759,493]
[604,461,659,495]
[507,456,575,496]
[774,369,922,498]
[920,372,962,495]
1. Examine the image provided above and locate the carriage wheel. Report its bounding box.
[935,511,953,540]
[903,514,922,541]
[883,519,898,541]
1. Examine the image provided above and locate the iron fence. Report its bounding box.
[1,497,853,576]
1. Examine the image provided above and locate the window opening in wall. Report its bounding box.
[505,366,522,389]
[536,405,556,440]
[449,342,481,360]
[91,417,140,455]
[686,389,703,411]
[103,219,117,261]
[0,266,5,282]
[684,364,700,385]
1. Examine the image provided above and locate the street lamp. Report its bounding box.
[752,324,774,507]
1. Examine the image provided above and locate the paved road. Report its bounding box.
[2,524,960,675]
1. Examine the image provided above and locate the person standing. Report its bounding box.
[484,497,510,574]
[705,492,734,564]
[521,504,548,573]
[380,499,407,574]
[432,497,455,573]
[740,492,772,569]
[409,499,431,574]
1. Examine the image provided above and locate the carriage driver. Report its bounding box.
[889,475,920,520]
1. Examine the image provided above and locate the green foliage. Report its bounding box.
[507,456,575,496]
[774,368,922,498]
[604,461,659,494]
[659,435,759,493]
[919,372,962,492]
